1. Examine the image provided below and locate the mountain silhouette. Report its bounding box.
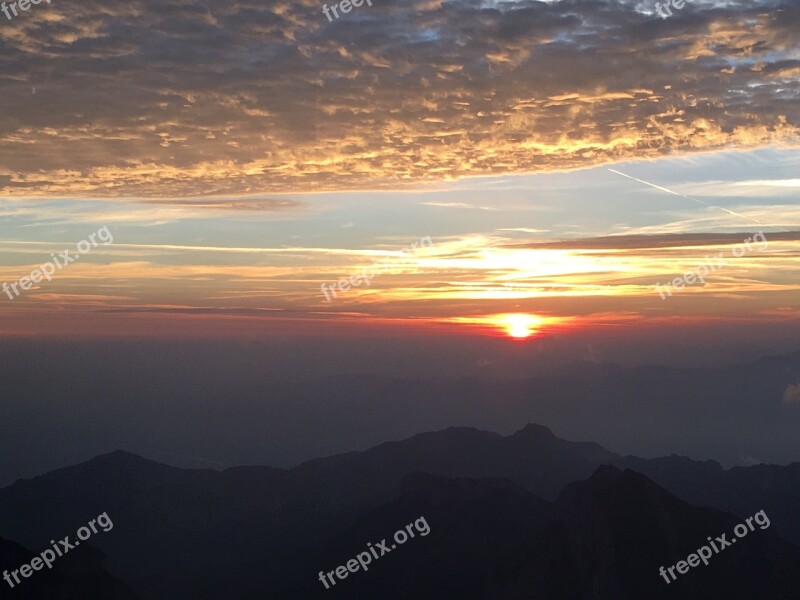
[0,536,135,600]
[1,425,799,598]
[616,455,800,546]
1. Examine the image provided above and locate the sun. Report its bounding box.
[441,312,566,339]
[500,313,543,339]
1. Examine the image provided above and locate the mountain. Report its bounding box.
[6,348,800,491]
[137,466,800,599]
[547,466,800,599]
[615,455,800,546]
[0,425,615,580]
[163,473,554,600]
[1,424,800,598]
[292,423,619,504]
[142,466,800,599]
[0,536,135,600]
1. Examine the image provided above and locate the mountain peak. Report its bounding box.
[95,449,149,460]
[513,423,557,439]
[88,449,161,468]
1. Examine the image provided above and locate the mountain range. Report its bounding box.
[1,424,799,598]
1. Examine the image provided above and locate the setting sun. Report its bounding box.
[501,313,543,339]
[442,313,571,339]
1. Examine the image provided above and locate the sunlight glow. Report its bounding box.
[501,313,543,338]
[444,313,566,339]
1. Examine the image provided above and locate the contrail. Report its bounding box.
[608,168,789,232]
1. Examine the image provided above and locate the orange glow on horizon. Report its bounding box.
[444,313,570,339]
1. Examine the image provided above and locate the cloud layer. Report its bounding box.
[0,0,798,197]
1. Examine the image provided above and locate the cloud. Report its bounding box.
[507,231,800,250]
[0,0,797,197]
[142,198,305,211]
[736,179,800,188]
[498,227,550,234]
[783,383,800,405]
[422,201,500,211]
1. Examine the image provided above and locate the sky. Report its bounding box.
[0,0,798,345]
[0,0,799,482]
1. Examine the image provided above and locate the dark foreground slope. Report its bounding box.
[150,467,800,599]
[0,537,135,600]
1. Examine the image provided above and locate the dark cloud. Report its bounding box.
[0,0,798,197]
